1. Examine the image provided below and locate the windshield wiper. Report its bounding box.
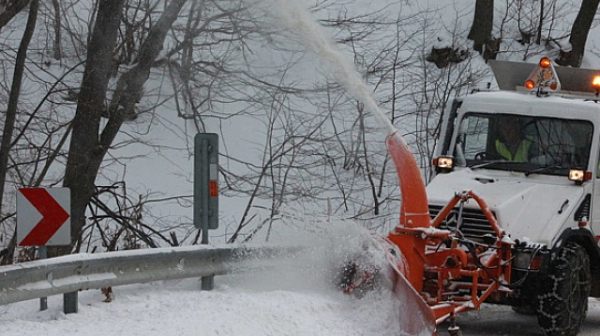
[469,160,507,169]
[524,164,564,176]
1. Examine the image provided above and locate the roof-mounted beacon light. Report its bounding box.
[524,57,561,95]
[525,79,536,90]
[539,57,552,68]
[593,75,600,97]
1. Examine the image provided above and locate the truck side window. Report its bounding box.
[461,115,489,159]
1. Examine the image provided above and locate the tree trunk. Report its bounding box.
[536,0,544,45]
[63,0,187,252]
[467,0,494,54]
[567,0,600,67]
[0,0,30,31]
[0,0,38,217]
[51,0,61,60]
[62,0,126,253]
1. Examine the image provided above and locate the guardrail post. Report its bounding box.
[64,292,78,314]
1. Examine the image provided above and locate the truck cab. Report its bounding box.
[430,92,598,249]
[428,58,600,336]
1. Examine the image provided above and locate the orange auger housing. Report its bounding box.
[383,131,514,333]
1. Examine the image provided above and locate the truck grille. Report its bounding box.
[428,205,497,239]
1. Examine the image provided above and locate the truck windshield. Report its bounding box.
[455,113,593,175]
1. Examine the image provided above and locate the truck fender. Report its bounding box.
[552,228,600,297]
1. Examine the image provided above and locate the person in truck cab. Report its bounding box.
[494,117,534,162]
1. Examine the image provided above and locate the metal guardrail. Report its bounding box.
[0,245,298,306]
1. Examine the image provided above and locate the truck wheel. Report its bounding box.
[537,242,591,336]
[512,297,538,315]
[511,282,539,315]
[512,304,537,315]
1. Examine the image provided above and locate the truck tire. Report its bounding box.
[511,278,539,315]
[537,242,591,336]
[512,294,538,315]
[512,303,537,315]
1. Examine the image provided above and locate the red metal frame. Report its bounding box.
[385,132,514,329]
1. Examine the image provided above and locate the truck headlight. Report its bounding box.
[568,169,590,184]
[434,156,454,173]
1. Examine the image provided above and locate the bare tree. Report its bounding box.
[468,0,494,55]
[0,0,30,31]
[51,0,61,60]
[61,0,126,254]
[0,0,38,219]
[557,0,600,67]
[536,0,544,45]
[63,0,188,252]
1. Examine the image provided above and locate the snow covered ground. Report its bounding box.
[446,299,600,336]
[2,272,600,336]
[1,221,599,336]
[0,223,421,336]
[0,268,408,336]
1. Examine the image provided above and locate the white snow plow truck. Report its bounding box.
[428,57,600,335]
[343,58,600,336]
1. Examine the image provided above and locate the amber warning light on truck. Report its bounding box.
[524,57,561,93]
[593,75,600,97]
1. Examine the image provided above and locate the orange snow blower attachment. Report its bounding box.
[379,131,514,335]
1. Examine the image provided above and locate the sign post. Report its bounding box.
[194,133,219,290]
[38,245,47,311]
[17,187,71,312]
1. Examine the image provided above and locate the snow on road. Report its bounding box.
[1,223,599,336]
[446,299,600,336]
[0,224,411,336]
[3,274,600,336]
[2,261,600,336]
[0,271,406,336]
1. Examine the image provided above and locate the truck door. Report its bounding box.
[435,98,462,157]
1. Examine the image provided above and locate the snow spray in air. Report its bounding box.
[262,0,396,137]
[260,0,426,225]
[255,3,437,335]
